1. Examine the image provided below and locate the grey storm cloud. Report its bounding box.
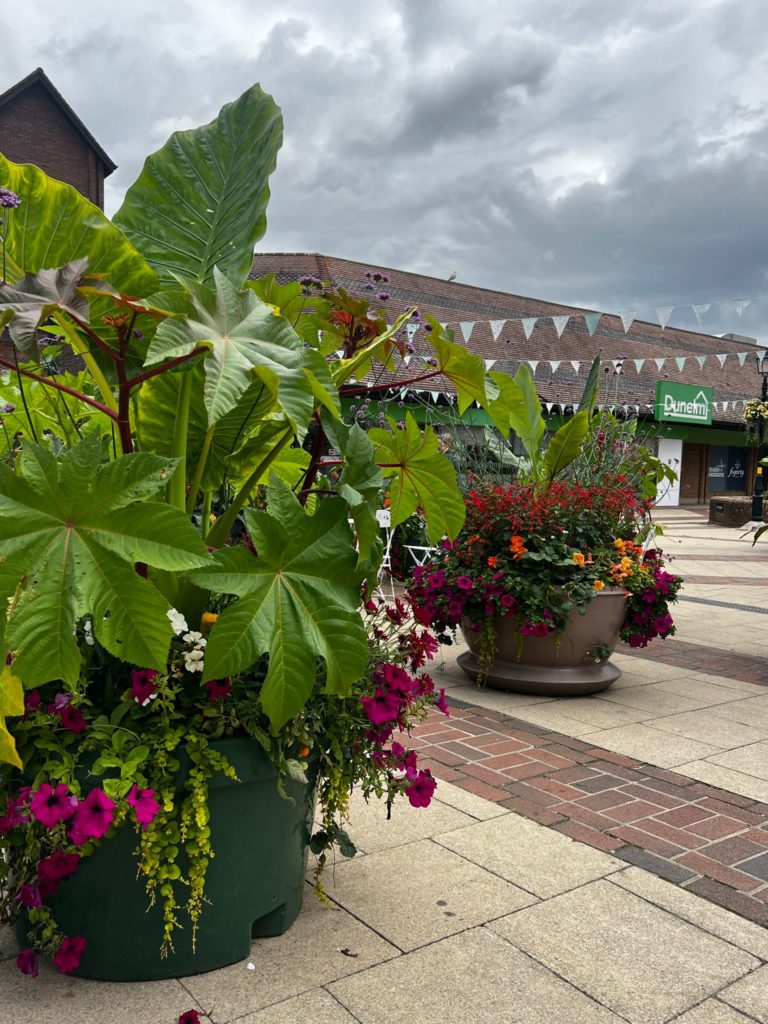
[3,0,768,338]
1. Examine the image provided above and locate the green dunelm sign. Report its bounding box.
[655,381,713,425]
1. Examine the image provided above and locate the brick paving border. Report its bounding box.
[418,700,768,926]
[621,637,768,686]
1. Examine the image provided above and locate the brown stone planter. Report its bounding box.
[457,588,628,696]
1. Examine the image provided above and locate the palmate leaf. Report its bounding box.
[0,436,212,684]
[426,319,487,414]
[0,258,94,353]
[323,416,384,568]
[144,271,337,433]
[0,155,157,295]
[0,665,25,769]
[113,83,283,289]
[368,414,465,544]
[185,480,368,731]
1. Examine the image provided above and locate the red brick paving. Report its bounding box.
[422,699,768,927]
[622,636,768,686]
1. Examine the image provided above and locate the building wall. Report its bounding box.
[0,81,105,207]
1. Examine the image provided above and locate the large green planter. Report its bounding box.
[25,737,317,981]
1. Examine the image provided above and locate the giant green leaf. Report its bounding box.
[144,271,325,432]
[577,355,602,416]
[0,155,156,294]
[0,665,25,768]
[542,410,590,481]
[0,437,212,683]
[113,84,282,289]
[185,481,368,730]
[368,415,465,543]
[488,366,545,478]
[427,320,487,414]
[0,258,94,352]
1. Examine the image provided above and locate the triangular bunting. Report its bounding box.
[460,322,474,343]
[527,360,539,373]
[691,303,710,326]
[712,402,719,412]
[552,315,569,338]
[484,359,496,371]
[696,356,706,369]
[654,358,666,371]
[655,306,675,329]
[583,312,601,336]
[675,357,686,371]
[545,403,554,413]
[634,359,645,373]
[619,310,636,333]
[489,319,506,340]
[402,354,412,367]
[549,360,561,373]
[521,317,537,340]
[738,352,748,366]
[722,401,729,412]
[732,299,750,317]
[570,360,581,373]
[758,350,767,364]
[717,354,727,367]
[430,392,441,403]
[405,322,419,343]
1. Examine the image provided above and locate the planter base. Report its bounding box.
[457,649,620,696]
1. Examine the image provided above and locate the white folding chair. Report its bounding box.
[404,544,437,568]
[375,509,396,601]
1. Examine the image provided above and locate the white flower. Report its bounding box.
[83,620,95,646]
[167,608,189,635]
[183,649,205,673]
[182,631,206,646]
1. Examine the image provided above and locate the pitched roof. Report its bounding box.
[251,251,764,425]
[0,68,116,175]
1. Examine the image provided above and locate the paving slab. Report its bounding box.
[578,723,724,767]
[328,926,622,1024]
[719,964,768,1023]
[675,760,768,802]
[182,894,398,1023]
[648,708,768,748]
[432,779,511,819]
[488,879,759,1024]
[0,960,194,1024]
[434,811,622,899]
[610,866,768,960]
[673,999,763,1023]
[233,989,359,1024]
[323,838,537,951]
[706,741,768,781]
[341,784,476,854]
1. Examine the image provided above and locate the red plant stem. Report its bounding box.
[341,368,442,397]
[66,312,123,362]
[298,411,326,505]
[125,347,207,389]
[0,357,118,419]
[114,325,134,455]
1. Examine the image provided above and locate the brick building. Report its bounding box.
[0,67,115,209]
[251,253,765,506]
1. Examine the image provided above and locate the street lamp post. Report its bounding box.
[751,351,768,522]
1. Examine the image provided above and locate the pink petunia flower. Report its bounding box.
[29,783,77,830]
[53,935,87,974]
[361,687,402,725]
[37,850,81,898]
[131,669,158,706]
[203,678,232,702]
[406,769,437,808]
[69,788,115,843]
[16,949,38,977]
[127,785,161,829]
[15,884,42,909]
[57,706,87,734]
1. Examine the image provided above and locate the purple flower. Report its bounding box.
[376,292,390,301]
[406,769,437,808]
[427,570,445,589]
[131,668,158,706]
[0,795,24,835]
[127,785,161,829]
[0,188,20,208]
[627,634,647,649]
[37,850,81,897]
[69,788,115,843]
[435,688,449,715]
[16,949,38,976]
[203,677,232,701]
[652,613,674,635]
[16,883,42,909]
[57,706,87,734]
[361,687,402,725]
[456,576,473,591]
[53,935,87,974]
[29,783,77,829]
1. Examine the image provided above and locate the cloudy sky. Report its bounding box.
[5,0,768,338]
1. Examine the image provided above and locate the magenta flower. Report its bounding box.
[0,795,24,835]
[435,688,450,715]
[653,613,674,635]
[447,600,465,620]
[24,689,41,713]
[178,1011,202,1024]
[203,678,232,701]
[16,883,42,909]
[427,570,445,589]
[131,668,158,706]
[37,850,81,897]
[70,788,115,843]
[29,783,77,830]
[16,949,38,977]
[500,594,517,610]
[127,785,161,829]
[406,769,437,808]
[627,634,647,649]
[53,935,87,974]
[379,663,413,693]
[456,576,473,591]
[57,706,87,734]
[361,687,402,725]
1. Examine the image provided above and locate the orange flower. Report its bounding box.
[200,612,218,631]
[487,556,498,568]
[593,580,605,591]
[509,535,527,560]
[298,745,311,758]
[571,552,586,567]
